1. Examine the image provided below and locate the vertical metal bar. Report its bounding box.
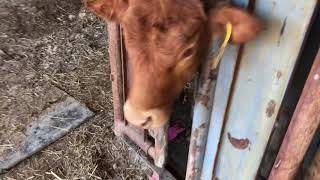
[200,1,253,178]
[185,40,222,180]
[200,44,240,180]
[107,22,125,136]
[185,94,214,180]
[153,124,169,168]
[269,49,320,180]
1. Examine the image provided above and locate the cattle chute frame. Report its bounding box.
[106,0,319,179]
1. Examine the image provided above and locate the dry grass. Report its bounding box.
[0,0,150,179]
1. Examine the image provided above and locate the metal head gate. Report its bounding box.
[106,0,319,179]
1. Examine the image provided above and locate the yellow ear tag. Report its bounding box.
[211,22,232,70]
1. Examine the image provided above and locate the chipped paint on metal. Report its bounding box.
[199,123,207,129]
[278,17,288,46]
[276,71,282,79]
[227,133,250,150]
[266,100,276,118]
[199,94,210,107]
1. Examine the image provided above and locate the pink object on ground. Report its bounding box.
[149,171,160,180]
[168,126,185,141]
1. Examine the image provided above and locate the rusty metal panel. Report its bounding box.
[213,0,318,179]
[269,49,320,180]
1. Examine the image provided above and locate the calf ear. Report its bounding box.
[209,6,263,43]
[84,0,128,22]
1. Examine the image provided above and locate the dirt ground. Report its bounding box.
[0,0,149,179]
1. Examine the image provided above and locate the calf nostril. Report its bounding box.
[141,116,152,127]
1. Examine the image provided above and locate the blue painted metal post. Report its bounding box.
[200,1,249,179]
[185,38,229,179]
[185,76,216,180]
[200,44,240,180]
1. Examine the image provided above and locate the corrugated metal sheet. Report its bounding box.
[212,0,318,179]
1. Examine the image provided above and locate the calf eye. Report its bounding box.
[182,48,194,58]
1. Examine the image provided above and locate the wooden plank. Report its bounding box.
[269,49,320,180]
[213,0,318,179]
[0,97,94,174]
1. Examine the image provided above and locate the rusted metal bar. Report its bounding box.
[185,40,224,180]
[151,124,169,168]
[122,126,156,159]
[107,23,126,136]
[121,135,176,180]
[269,49,320,180]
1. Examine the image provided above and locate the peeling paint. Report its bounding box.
[276,71,282,79]
[199,94,210,107]
[266,100,276,117]
[277,17,288,46]
[227,133,250,149]
[280,18,287,36]
[199,123,206,128]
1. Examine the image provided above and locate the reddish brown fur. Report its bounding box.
[85,0,263,129]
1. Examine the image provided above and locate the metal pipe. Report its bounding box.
[185,40,223,180]
[200,45,240,180]
[269,49,320,180]
[123,126,156,159]
[107,23,125,136]
[185,81,215,180]
[186,17,234,178]
[153,124,169,168]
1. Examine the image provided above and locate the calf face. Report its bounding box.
[85,0,263,129]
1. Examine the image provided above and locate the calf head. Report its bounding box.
[85,0,263,129]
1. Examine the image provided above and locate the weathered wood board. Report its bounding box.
[0,97,94,174]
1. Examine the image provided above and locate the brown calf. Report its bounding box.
[85,0,263,129]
